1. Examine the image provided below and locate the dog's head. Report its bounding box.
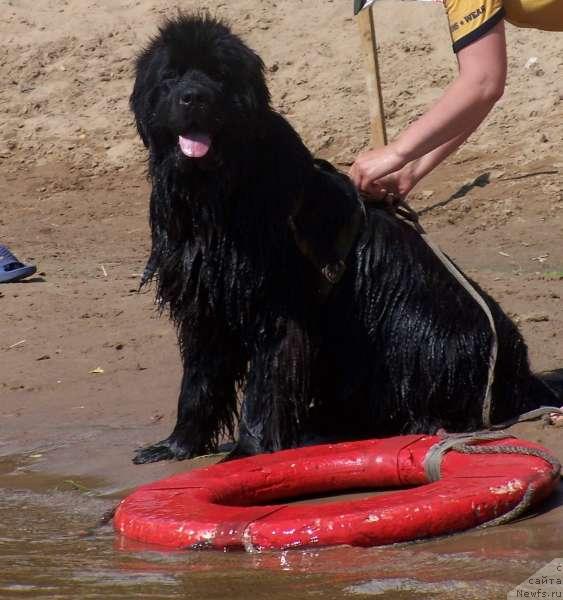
[131,14,271,165]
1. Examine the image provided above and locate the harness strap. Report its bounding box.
[418,232,498,428]
[375,196,498,428]
[383,198,563,431]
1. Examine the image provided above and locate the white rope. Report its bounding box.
[389,198,498,428]
[418,233,498,428]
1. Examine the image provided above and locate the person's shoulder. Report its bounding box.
[444,0,504,53]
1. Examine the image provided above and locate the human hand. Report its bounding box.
[359,163,417,203]
[349,145,406,193]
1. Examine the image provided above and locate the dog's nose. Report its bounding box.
[179,89,206,106]
[180,92,201,105]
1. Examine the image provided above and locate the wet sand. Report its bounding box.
[1,448,562,599]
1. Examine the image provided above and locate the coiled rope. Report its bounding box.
[423,431,561,527]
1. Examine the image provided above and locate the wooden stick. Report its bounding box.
[357,6,387,148]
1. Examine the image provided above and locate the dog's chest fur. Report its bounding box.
[152,168,317,337]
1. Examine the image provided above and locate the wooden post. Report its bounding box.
[357,6,387,148]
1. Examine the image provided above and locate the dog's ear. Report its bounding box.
[236,45,271,113]
[130,84,151,148]
[129,46,160,148]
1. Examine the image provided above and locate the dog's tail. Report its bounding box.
[491,370,562,429]
[538,368,563,401]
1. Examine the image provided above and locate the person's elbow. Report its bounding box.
[461,71,506,112]
[464,63,506,108]
[460,64,506,109]
[480,72,505,105]
[459,71,505,113]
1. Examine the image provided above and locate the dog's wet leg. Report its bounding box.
[227,319,312,459]
[133,325,245,464]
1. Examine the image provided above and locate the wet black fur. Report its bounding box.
[131,14,560,464]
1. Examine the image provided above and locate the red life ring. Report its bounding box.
[114,435,559,551]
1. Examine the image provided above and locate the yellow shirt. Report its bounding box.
[445,0,563,52]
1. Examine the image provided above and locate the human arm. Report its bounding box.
[350,19,507,195]
[362,127,473,199]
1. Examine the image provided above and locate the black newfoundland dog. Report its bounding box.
[131,14,560,464]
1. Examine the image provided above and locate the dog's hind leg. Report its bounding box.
[133,322,245,464]
[226,319,312,459]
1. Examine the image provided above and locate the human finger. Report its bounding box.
[349,161,360,187]
[362,182,388,201]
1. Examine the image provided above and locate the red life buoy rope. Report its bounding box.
[114,435,559,551]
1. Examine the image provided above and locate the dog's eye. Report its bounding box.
[160,70,178,88]
[160,76,177,91]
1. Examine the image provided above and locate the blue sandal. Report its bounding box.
[0,245,37,283]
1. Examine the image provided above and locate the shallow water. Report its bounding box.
[1,455,562,600]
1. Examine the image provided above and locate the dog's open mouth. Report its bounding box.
[178,133,212,158]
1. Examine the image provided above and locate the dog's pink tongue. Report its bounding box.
[178,133,211,158]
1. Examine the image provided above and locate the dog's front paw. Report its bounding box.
[132,437,192,464]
